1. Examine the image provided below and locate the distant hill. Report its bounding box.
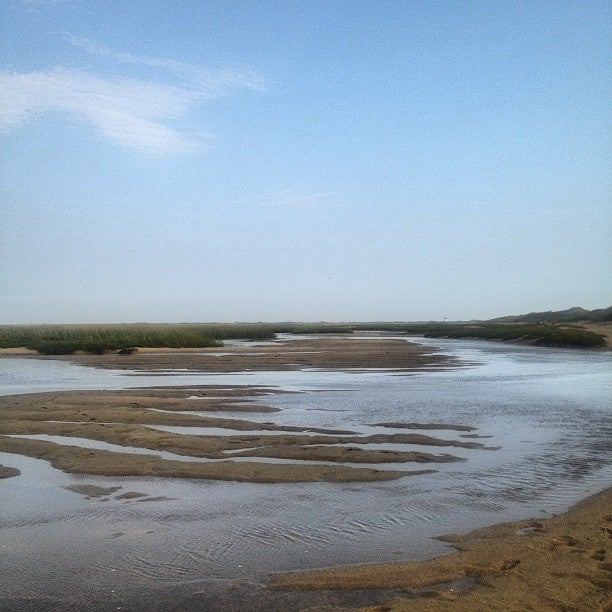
[490,306,612,324]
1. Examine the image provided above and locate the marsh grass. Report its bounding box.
[272,323,354,334]
[1,321,603,354]
[0,324,275,354]
[0,322,353,355]
[352,322,606,348]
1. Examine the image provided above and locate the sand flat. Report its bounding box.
[0,335,474,482]
[7,333,453,372]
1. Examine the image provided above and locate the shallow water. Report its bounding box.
[1,338,611,610]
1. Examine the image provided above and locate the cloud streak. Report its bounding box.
[67,36,266,95]
[0,39,264,154]
[0,68,203,153]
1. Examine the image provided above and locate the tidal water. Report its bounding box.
[0,338,610,610]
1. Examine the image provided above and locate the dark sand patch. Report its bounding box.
[63,484,122,497]
[344,433,490,449]
[1,417,483,470]
[0,464,20,479]
[460,433,494,439]
[0,388,354,433]
[64,487,174,502]
[229,445,463,464]
[371,422,476,432]
[0,409,485,481]
[114,491,148,500]
[2,388,282,414]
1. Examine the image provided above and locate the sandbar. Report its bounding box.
[0,335,479,483]
[0,464,20,479]
[2,333,454,372]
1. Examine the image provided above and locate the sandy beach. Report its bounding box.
[269,488,612,611]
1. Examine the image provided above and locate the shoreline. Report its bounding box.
[268,487,612,611]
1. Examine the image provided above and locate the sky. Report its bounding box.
[1,0,610,323]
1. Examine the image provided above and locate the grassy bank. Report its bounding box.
[0,322,353,355]
[0,323,275,354]
[272,323,353,334]
[352,322,606,348]
[0,321,604,355]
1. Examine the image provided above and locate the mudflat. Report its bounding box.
[0,335,471,483]
[1,334,454,371]
[0,464,20,478]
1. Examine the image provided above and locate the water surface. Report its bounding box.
[1,338,610,610]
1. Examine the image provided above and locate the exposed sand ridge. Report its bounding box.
[0,335,486,483]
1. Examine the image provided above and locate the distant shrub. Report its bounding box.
[271,324,353,334]
[26,340,78,355]
[352,322,605,348]
[421,323,605,348]
[117,347,137,355]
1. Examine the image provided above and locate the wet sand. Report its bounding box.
[0,335,473,483]
[0,384,472,482]
[0,387,478,482]
[1,334,454,372]
[0,464,20,478]
[269,487,612,611]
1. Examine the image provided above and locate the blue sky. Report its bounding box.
[1,0,610,323]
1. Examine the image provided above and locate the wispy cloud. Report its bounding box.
[0,68,204,153]
[67,36,266,95]
[0,38,264,154]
